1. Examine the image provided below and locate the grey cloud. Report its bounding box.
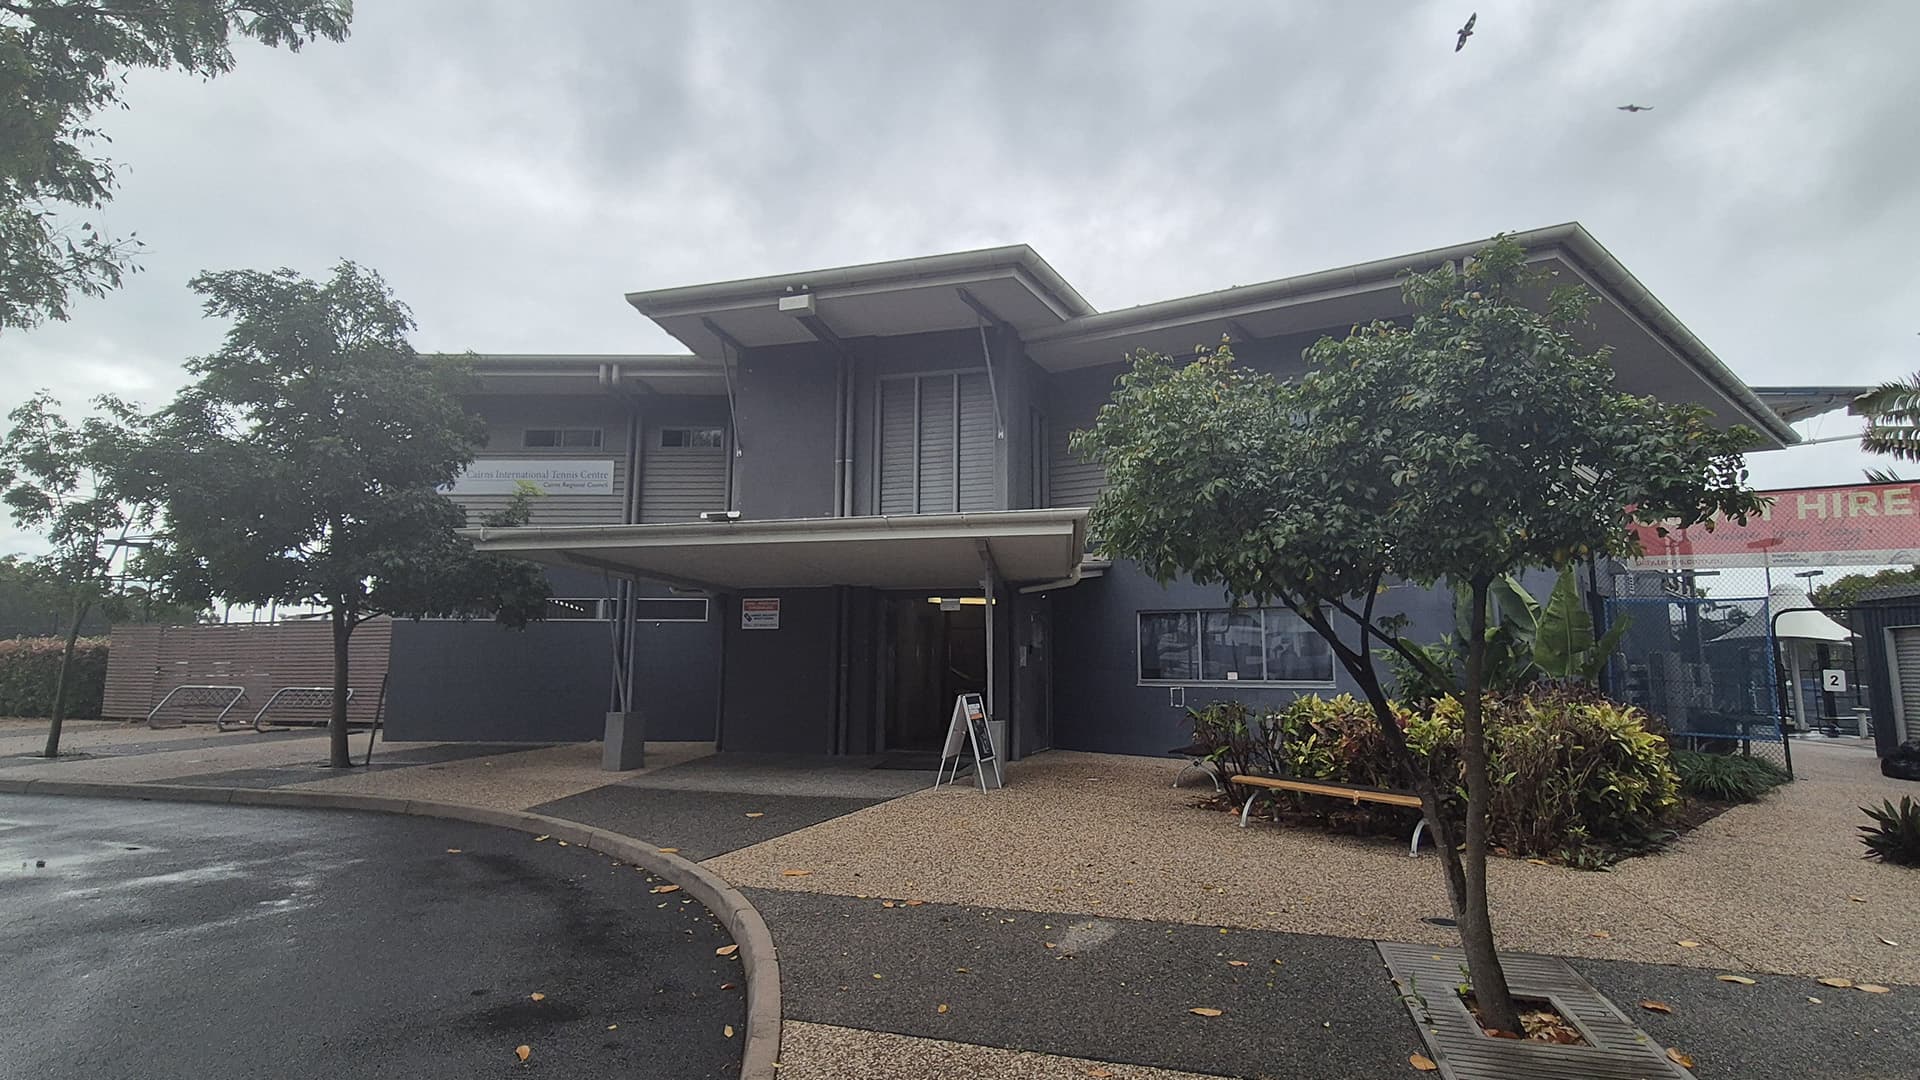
[3,0,1918,555]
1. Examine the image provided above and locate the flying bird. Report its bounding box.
[1455,13,1476,52]
[1617,104,1654,112]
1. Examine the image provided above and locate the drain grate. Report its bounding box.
[1378,941,1692,1079]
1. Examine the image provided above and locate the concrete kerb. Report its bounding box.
[5,777,783,1080]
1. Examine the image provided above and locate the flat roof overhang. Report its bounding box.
[462,509,1089,593]
[1022,224,1798,450]
[625,245,1095,359]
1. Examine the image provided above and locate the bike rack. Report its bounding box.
[251,687,355,733]
[146,685,248,730]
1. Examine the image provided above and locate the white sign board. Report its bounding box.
[740,597,781,630]
[933,693,1001,792]
[446,458,614,496]
[1822,669,1848,692]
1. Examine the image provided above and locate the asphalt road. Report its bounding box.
[0,795,744,1080]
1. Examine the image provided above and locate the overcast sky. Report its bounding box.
[3,0,1917,557]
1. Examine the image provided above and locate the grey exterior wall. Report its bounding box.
[1851,600,1920,755]
[717,588,839,753]
[1048,560,1455,758]
[457,394,636,526]
[733,343,840,519]
[386,617,612,742]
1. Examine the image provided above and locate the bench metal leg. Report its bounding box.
[1240,791,1258,828]
[1409,818,1427,858]
[1174,759,1226,793]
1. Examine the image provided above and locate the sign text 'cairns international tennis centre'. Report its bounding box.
[445,459,615,496]
[1631,481,1920,569]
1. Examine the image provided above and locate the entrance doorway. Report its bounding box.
[883,592,986,751]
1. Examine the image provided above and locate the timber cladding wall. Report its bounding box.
[103,620,391,725]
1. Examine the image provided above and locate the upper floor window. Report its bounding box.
[1138,607,1334,686]
[523,427,603,449]
[659,427,725,449]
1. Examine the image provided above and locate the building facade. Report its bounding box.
[392,224,1801,766]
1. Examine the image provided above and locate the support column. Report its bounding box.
[603,580,645,771]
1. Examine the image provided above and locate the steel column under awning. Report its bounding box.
[460,509,1089,593]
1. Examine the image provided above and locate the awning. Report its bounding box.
[462,509,1089,593]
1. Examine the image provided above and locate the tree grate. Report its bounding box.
[1378,941,1692,1080]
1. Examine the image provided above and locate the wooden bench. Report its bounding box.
[1229,774,1429,857]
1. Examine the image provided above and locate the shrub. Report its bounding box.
[1671,749,1789,803]
[1858,797,1920,866]
[1186,700,1280,803]
[0,637,109,720]
[1195,688,1681,865]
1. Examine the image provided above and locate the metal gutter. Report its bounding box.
[466,507,1089,550]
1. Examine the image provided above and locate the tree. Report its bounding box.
[0,391,154,756]
[134,261,549,768]
[1812,565,1920,612]
[0,0,352,330]
[1856,376,1920,463]
[1073,237,1761,1034]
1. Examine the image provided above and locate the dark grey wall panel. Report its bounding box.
[718,589,837,753]
[1048,560,1454,757]
[734,344,838,520]
[386,619,613,743]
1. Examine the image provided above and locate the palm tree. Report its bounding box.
[1856,376,1920,461]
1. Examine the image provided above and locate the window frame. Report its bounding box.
[522,427,604,449]
[1135,606,1336,688]
[657,426,726,450]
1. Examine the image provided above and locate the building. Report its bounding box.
[386,223,1802,767]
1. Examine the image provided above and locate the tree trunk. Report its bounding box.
[1456,575,1523,1033]
[328,608,355,769]
[41,597,92,759]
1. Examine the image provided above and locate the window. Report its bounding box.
[1137,608,1334,685]
[631,597,710,622]
[523,427,603,449]
[659,427,725,449]
[544,598,608,620]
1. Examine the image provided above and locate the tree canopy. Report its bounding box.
[1073,234,1763,1032]
[134,260,548,765]
[0,390,155,753]
[1,0,352,329]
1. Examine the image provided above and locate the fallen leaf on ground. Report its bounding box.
[1666,1047,1694,1068]
[782,869,811,877]
[1639,1000,1672,1013]
[724,1024,735,1038]
[716,944,739,957]
[872,973,883,979]
[514,1045,531,1062]
[658,847,679,854]
[1087,1069,1115,1078]
[1815,977,1853,988]
[905,899,925,906]
[1716,975,1756,985]
[607,1024,618,1030]
[955,967,970,974]
[1188,1007,1223,1017]
[881,900,896,908]
[1588,930,1611,939]
[1878,937,1900,947]
[937,1003,949,1014]
[1848,895,1867,903]
[533,835,549,842]
[556,841,568,847]
[445,848,463,854]
[1526,858,1550,866]
[1044,942,1057,949]
[1409,1053,1438,1072]
[1228,960,1250,967]
[529,992,545,1002]
[651,885,681,894]
[720,982,737,990]
[744,812,765,818]
[1807,996,1822,1004]
[1676,940,1702,948]
[1857,984,1891,994]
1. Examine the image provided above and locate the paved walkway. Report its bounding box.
[0,793,743,1079]
[7,720,1914,1079]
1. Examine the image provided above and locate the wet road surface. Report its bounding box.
[0,795,744,1080]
